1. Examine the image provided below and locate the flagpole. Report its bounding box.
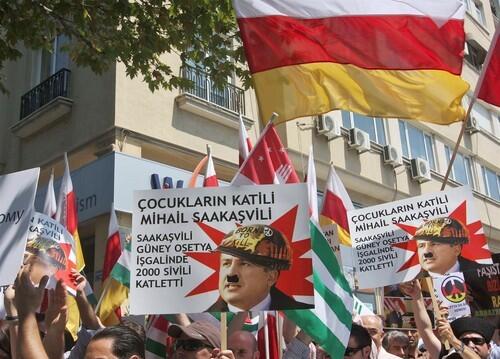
[441,25,499,191]
[221,312,227,350]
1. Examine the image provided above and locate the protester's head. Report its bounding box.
[414,218,468,274]
[85,325,145,359]
[345,323,373,359]
[168,321,220,359]
[382,330,409,358]
[450,317,495,359]
[360,315,384,349]
[405,330,419,348]
[120,317,146,342]
[216,224,292,310]
[228,330,259,359]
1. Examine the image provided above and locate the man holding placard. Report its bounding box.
[208,224,313,312]
[415,217,482,277]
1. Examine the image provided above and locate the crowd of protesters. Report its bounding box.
[0,264,498,359]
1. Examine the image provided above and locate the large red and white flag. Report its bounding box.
[103,204,122,282]
[320,165,354,246]
[203,148,219,187]
[43,168,57,219]
[476,26,500,107]
[56,153,85,270]
[232,123,300,185]
[233,0,468,125]
[238,114,253,167]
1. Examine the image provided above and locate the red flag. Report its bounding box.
[103,204,122,282]
[257,312,280,359]
[477,26,500,107]
[231,123,300,185]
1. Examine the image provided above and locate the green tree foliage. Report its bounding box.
[0,0,250,93]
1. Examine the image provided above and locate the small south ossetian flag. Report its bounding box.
[320,164,354,247]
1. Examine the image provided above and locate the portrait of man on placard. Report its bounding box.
[414,217,483,277]
[207,224,313,312]
[24,236,67,285]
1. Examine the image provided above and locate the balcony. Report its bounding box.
[175,64,252,130]
[12,68,73,138]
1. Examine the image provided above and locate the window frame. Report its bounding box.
[341,111,387,146]
[481,166,500,201]
[399,121,437,170]
[444,146,476,188]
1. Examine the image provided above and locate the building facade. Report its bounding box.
[0,1,498,293]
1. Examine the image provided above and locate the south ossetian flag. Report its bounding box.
[233,0,469,125]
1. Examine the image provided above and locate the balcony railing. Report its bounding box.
[181,64,245,115]
[20,68,71,120]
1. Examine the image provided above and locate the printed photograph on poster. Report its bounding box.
[384,296,434,330]
[432,272,471,321]
[130,183,313,315]
[463,252,500,318]
[25,212,78,295]
[0,168,40,289]
[348,186,492,289]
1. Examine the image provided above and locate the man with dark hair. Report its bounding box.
[208,224,313,312]
[346,324,373,359]
[85,325,145,359]
[382,331,409,358]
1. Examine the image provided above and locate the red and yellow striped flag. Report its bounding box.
[234,0,469,125]
[320,165,354,247]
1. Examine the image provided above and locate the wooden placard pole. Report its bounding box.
[424,277,450,350]
[221,312,228,351]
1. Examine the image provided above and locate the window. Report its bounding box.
[445,146,475,187]
[465,0,486,25]
[464,41,487,71]
[399,121,436,170]
[40,35,70,82]
[482,166,500,201]
[341,111,386,145]
[463,96,496,134]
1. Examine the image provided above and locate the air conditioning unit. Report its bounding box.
[465,115,479,134]
[383,145,403,167]
[410,158,431,183]
[348,128,371,153]
[316,115,341,140]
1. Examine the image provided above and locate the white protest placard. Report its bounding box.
[348,186,491,289]
[130,183,312,315]
[26,212,78,295]
[0,168,40,287]
[432,272,471,321]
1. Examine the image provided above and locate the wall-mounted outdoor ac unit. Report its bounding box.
[410,158,431,183]
[383,145,403,167]
[316,115,341,140]
[465,115,480,134]
[348,128,371,153]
